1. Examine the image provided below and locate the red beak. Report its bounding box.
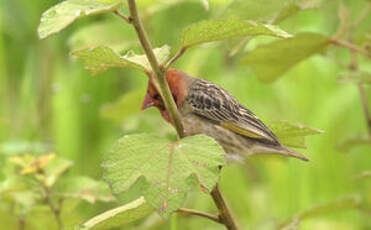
[141,93,155,110]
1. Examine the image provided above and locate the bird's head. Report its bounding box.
[141,69,189,122]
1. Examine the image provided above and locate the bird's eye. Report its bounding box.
[153,94,160,100]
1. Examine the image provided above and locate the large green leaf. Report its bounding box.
[181,18,292,48]
[242,33,330,83]
[102,134,225,217]
[72,45,171,75]
[38,0,122,39]
[270,121,324,148]
[79,197,153,230]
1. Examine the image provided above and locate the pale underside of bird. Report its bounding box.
[142,69,309,162]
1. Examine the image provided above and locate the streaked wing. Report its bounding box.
[186,79,279,144]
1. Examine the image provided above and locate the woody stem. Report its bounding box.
[211,185,240,230]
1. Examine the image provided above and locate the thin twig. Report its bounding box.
[210,185,240,230]
[333,3,349,40]
[18,215,25,230]
[347,11,371,135]
[42,184,63,230]
[127,0,186,138]
[330,39,371,58]
[166,47,187,69]
[177,208,222,224]
[358,84,371,135]
[350,3,370,29]
[113,10,131,24]
[228,36,252,57]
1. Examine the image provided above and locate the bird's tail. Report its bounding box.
[279,146,309,161]
[250,145,309,161]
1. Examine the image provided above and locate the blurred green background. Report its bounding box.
[0,0,370,229]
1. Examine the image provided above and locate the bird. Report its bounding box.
[141,69,308,161]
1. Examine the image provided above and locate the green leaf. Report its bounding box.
[272,2,315,24]
[337,71,371,84]
[8,191,41,214]
[100,90,143,124]
[242,33,330,83]
[68,20,137,51]
[280,195,362,229]
[0,177,42,214]
[270,121,324,149]
[336,134,371,152]
[38,0,122,39]
[181,18,292,48]
[79,197,153,230]
[280,219,301,230]
[298,195,361,220]
[43,156,74,187]
[102,134,225,217]
[57,176,114,203]
[72,45,171,75]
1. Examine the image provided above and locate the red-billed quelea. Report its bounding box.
[141,69,308,161]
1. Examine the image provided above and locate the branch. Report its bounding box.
[350,49,371,135]
[127,0,185,138]
[333,3,349,40]
[358,84,371,135]
[351,3,370,29]
[113,10,131,24]
[330,39,371,58]
[18,215,25,230]
[166,47,187,69]
[177,208,222,224]
[228,36,252,57]
[210,185,240,230]
[42,184,63,230]
[345,8,371,136]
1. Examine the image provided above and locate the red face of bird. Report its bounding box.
[141,69,188,122]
